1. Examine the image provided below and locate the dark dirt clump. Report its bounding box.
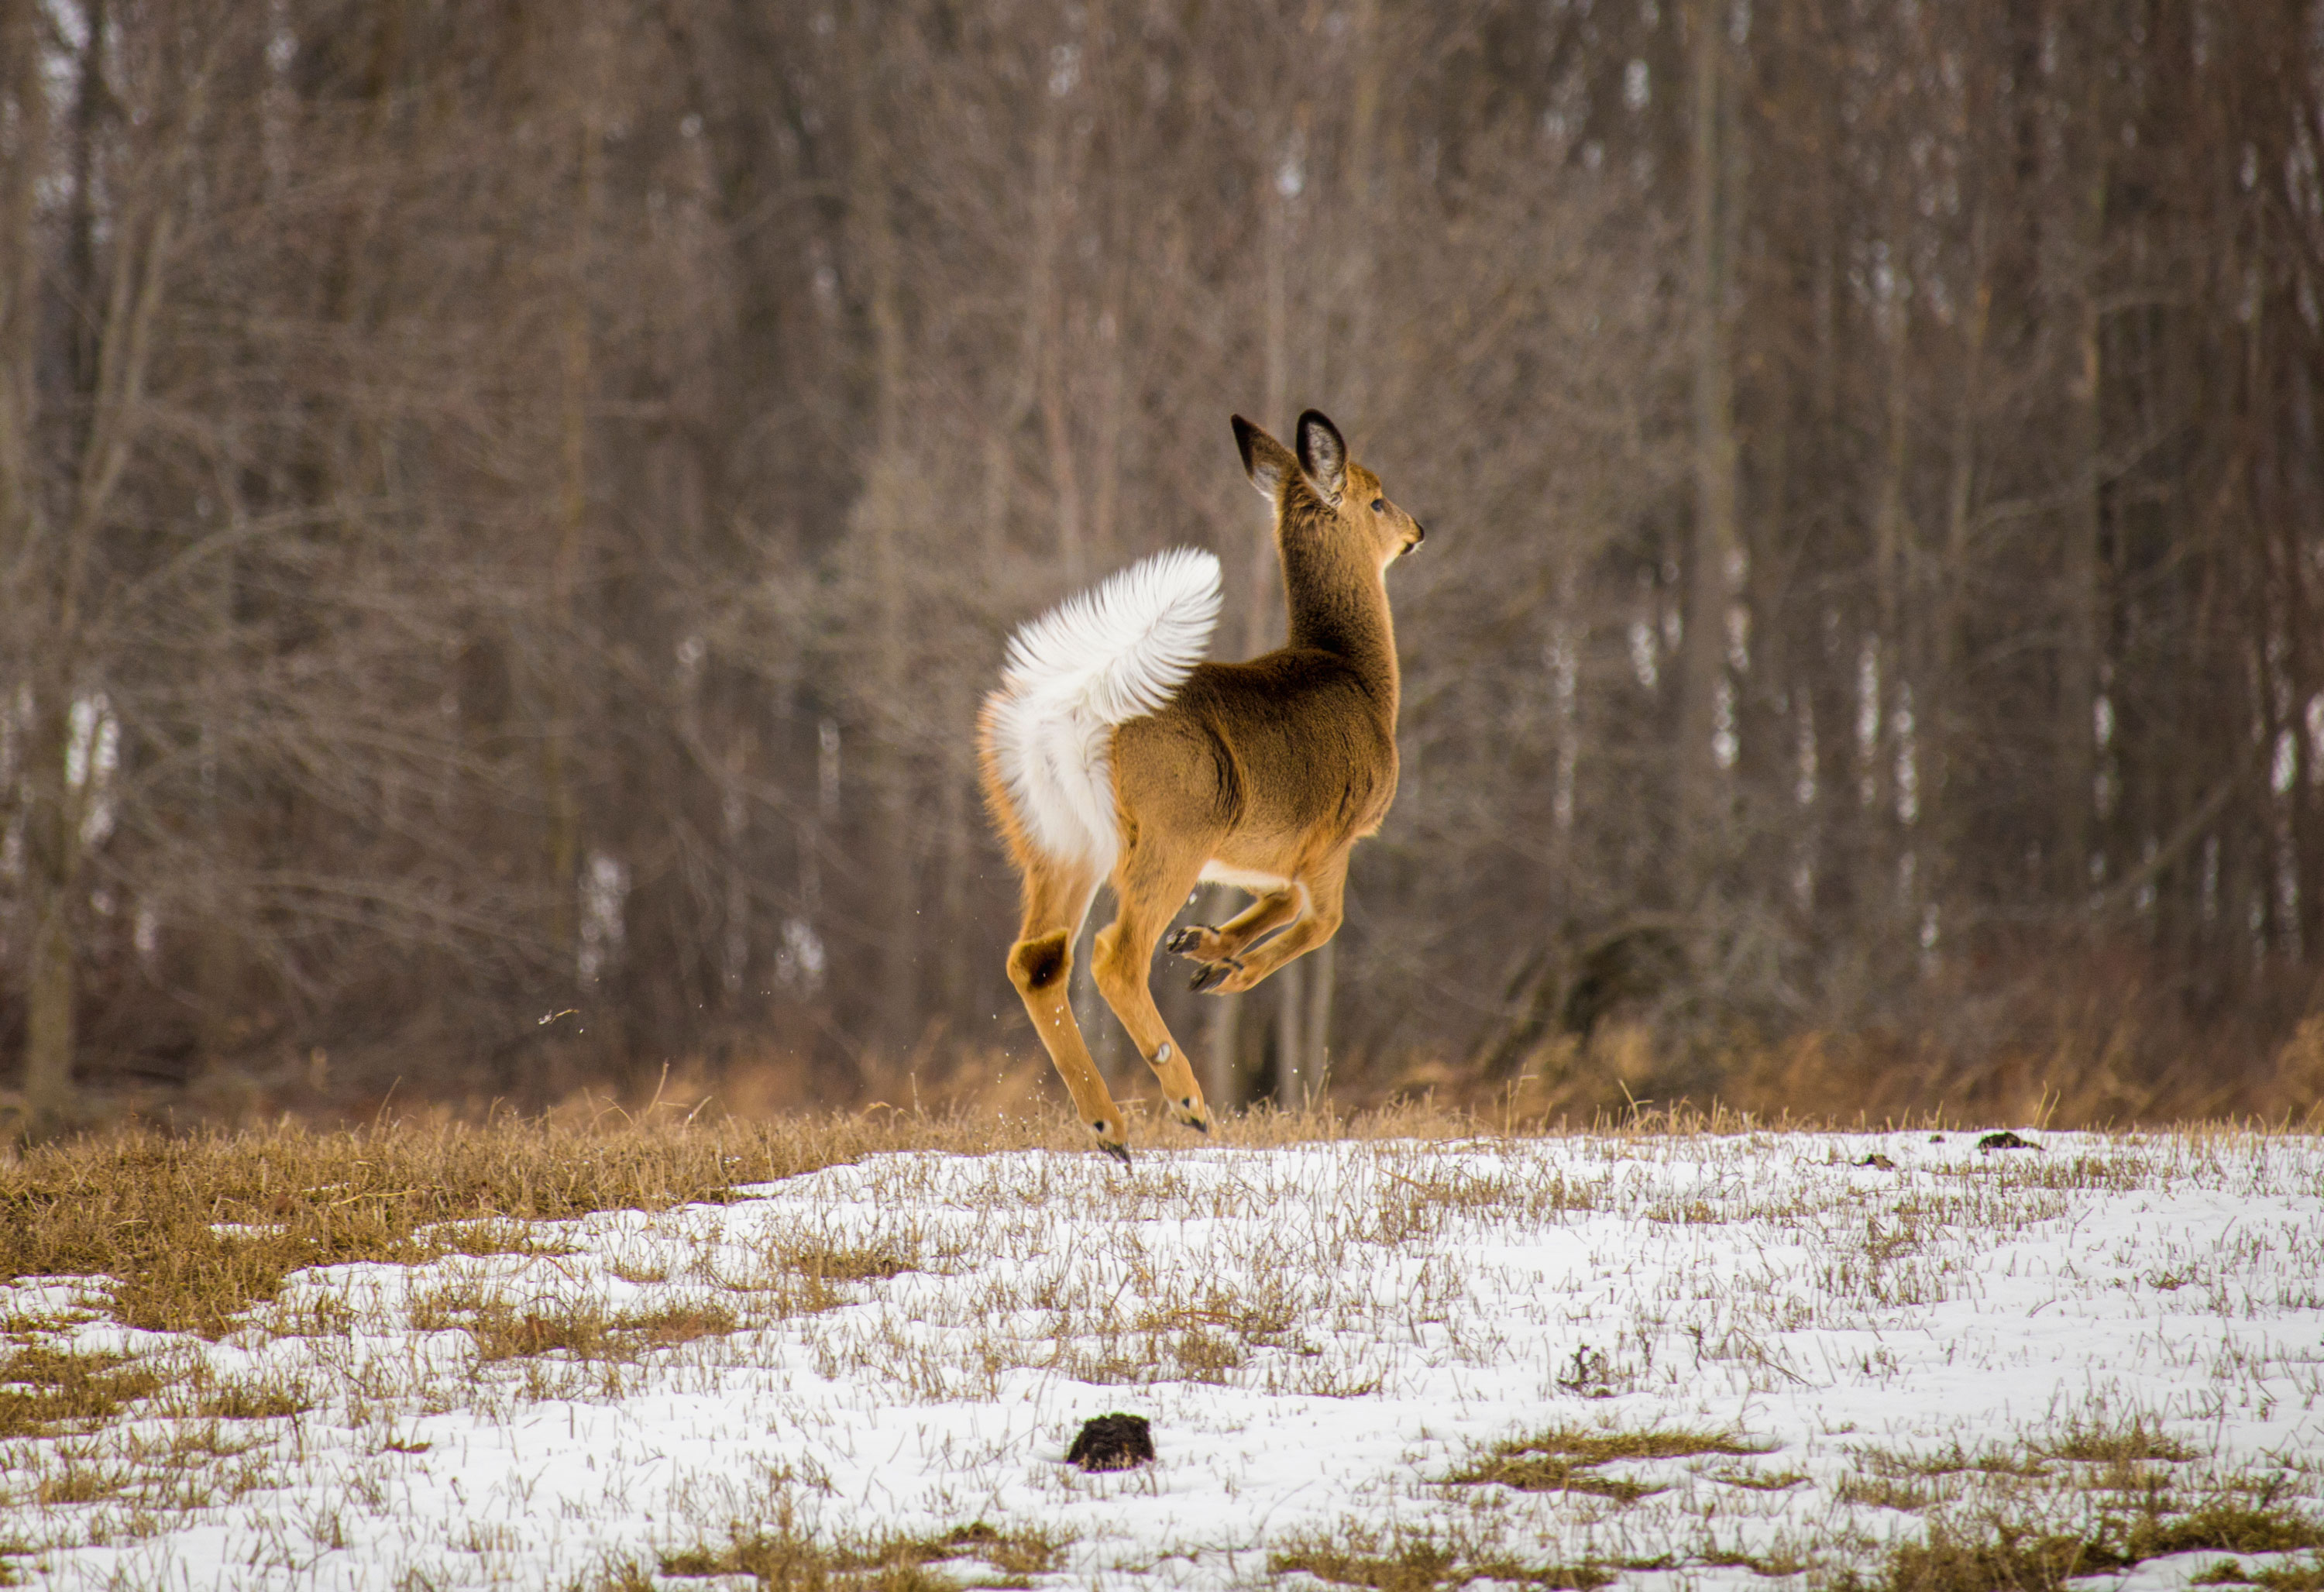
[1068,1413,1155,1472]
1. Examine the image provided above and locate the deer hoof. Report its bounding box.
[1167,1092,1211,1133]
[1165,926,1210,958]
[1188,959,1239,994]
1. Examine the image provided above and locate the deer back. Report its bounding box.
[1109,411,1423,875]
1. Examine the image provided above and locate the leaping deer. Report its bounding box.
[977,410,1425,1163]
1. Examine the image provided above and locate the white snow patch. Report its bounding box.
[2,1131,2321,1590]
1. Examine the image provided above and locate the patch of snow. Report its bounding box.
[5,1132,2322,1590]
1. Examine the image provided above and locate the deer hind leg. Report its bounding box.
[1215,858,1347,995]
[1004,858,1130,1164]
[1092,841,1213,1134]
[1165,886,1304,992]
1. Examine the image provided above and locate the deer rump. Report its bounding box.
[979,550,1395,885]
[978,546,1224,878]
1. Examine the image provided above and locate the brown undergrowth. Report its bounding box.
[670,984,2324,1134]
[0,1108,1073,1339]
[29,958,2323,1137]
[1298,1012,2321,1134]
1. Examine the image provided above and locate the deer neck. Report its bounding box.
[1277,500,1399,717]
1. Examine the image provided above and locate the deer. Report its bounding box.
[976,410,1425,1164]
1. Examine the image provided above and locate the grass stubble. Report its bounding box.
[617,1508,1067,1591]
[0,1103,2319,1589]
[1268,1413,2324,1592]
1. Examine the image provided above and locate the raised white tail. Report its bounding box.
[980,547,1222,875]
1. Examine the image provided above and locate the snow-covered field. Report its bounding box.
[5,1129,2323,1590]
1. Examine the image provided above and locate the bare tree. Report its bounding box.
[6,0,2323,1133]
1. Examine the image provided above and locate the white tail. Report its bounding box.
[982,546,1222,874]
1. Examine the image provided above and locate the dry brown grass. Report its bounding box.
[0,1344,168,1439]
[1837,1473,1944,1512]
[408,1288,744,1363]
[2044,1415,2200,1466]
[0,1107,1071,1339]
[179,1370,311,1422]
[1824,1411,2324,1592]
[0,1093,1744,1345]
[1474,1003,2324,1133]
[2199,1556,2324,1591]
[5,1092,2308,1355]
[1446,1425,1771,1503]
[642,1514,1066,1591]
[1831,1501,2324,1592]
[1273,1480,2324,1592]
[828,1002,2324,1141]
[1267,1525,1621,1590]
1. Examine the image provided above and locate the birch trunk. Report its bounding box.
[16,4,174,1132]
[545,65,599,971]
[1678,0,1741,878]
[2056,193,2106,903]
[848,0,920,1054]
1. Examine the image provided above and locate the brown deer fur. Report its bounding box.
[977,411,1424,1163]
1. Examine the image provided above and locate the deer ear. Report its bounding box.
[1296,410,1347,504]
[1233,414,1295,501]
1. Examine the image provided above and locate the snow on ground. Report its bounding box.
[5,1130,2323,1590]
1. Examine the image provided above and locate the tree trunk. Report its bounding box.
[848,0,920,1056]
[1224,114,1305,1110]
[2056,207,2104,903]
[1305,938,1337,1098]
[0,0,48,1128]
[545,81,598,972]
[2044,2,2107,906]
[0,0,43,706]
[1295,0,1384,1095]
[1678,0,1741,881]
[1869,215,1913,928]
[20,693,81,1133]
[1274,964,1305,1110]
[1934,249,1990,921]
[15,5,174,1132]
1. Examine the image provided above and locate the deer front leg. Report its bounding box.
[1005,865,1131,1164]
[1214,862,1346,995]
[1164,886,1303,991]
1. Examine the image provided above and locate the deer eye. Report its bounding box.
[1371,498,1387,514]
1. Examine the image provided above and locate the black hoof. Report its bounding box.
[1188,960,1236,994]
[1165,926,1208,958]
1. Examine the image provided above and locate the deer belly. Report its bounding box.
[1196,861,1294,895]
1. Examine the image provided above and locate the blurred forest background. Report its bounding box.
[5,0,2324,1136]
